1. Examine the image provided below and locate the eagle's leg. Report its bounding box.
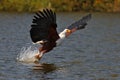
[34,52,43,60]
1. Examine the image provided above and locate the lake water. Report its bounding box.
[0,12,120,80]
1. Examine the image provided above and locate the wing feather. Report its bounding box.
[67,14,91,30]
[30,9,59,43]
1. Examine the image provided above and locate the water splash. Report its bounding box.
[17,44,40,63]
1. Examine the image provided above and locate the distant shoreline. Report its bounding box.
[0,0,120,13]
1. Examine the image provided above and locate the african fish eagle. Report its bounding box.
[30,9,91,62]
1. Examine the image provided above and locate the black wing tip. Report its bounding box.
[67,13,92,30]
[82,13,92,20]
[88,14,92,19]
[34,8,55,17]
[87,13,92,18]
[87,13,92,16]
[32,8,56,24]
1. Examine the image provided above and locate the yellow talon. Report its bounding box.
[35,54,41,60]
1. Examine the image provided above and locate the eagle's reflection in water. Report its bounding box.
[32,63,57,74]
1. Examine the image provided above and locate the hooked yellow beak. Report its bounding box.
[66,29,72,37]
[66,29,71,33]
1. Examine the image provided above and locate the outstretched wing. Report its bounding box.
[58,14,92,38]
[30,9,59,43]
[67,14,91,30]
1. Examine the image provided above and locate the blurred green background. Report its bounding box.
[0,0,120,12]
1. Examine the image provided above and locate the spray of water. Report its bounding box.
[17,44,40,63]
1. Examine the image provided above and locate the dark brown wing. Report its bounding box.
[30,9,59,43]
[67,14,91,30]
